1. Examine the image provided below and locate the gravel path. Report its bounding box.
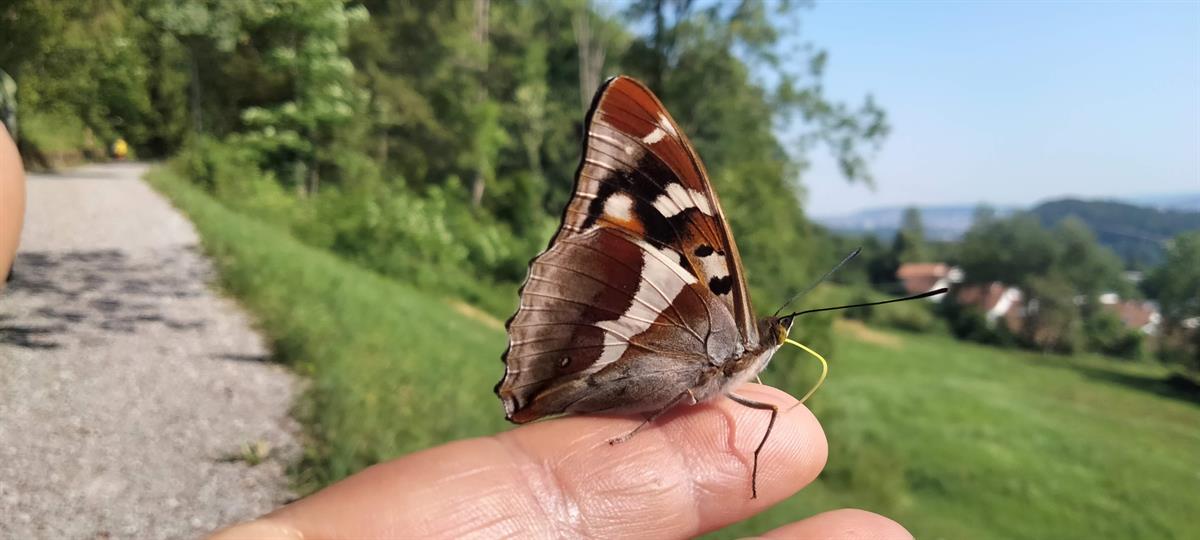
[0,163,302,539]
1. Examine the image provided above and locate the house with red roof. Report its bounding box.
[896,263,963,301]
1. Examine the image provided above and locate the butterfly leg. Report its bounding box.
[606,390,694,446]
[755,376,763,385]
[726,393,779,499]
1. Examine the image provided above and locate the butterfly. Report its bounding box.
[495,75,943,498]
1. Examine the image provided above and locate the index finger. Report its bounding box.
[213,384,827,539]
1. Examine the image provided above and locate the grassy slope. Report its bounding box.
[150,168,1200,539]
[737,328,1200,539]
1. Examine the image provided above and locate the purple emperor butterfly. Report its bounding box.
[496,75,943,497]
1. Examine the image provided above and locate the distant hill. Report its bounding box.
[814,205,1019,241]
[814,194,1200,266]
[1121,193,1200,212]
[1029,198,1200,267]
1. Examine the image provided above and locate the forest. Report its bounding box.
[6,0,1194,370]
[3,0,884,325]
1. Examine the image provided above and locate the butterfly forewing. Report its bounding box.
[568,77,756,339]
[497,76,757,423]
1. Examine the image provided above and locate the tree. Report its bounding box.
[149,0,247,135]
[233,0,369,195]
[1022,274,1084,353]
[1146,232,1200,323]
[956,213,1138,356]
[1053,217,1127,298]
[3,1,158,158]
[1083,309,1144,360]
[9,0,896,338]
[971,203,997,226]
[891,206,929,263]
[958,214,1058,288]
[1146,231,1200,371]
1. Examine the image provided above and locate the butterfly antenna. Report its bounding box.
[773,247,863,317]
[783,288,949,319]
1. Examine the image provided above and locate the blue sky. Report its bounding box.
[789,1,1200,216]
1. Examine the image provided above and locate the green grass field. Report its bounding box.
[149,168,1200,539]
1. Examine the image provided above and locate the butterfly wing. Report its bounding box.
[567,76,758,341]
[497,76,757,423]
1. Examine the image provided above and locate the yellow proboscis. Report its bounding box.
[784,338,829,404]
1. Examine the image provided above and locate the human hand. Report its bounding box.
[0,124,25,286]
[211,385,910,539]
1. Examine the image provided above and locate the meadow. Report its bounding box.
[149,167,1200,539]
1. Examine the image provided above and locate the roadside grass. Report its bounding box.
[147,167,511,488]
[149,167,1200,539]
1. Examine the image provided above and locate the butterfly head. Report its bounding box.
[764,315,796,347]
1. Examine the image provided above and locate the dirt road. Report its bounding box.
[0,163,300,539]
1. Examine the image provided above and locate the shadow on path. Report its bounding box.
[2,247,209,349]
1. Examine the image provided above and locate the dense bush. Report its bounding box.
[169,137,542,316]
[939,300,1018,348]
[1082,310,1145,360]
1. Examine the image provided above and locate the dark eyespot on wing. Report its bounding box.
[694,244,714,257]
[709,276,733,295]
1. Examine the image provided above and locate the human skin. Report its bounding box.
[0,124,24,286]
[212,385,911,539]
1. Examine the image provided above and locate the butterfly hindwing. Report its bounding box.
[497,76,755,423]
[501,227,742,422]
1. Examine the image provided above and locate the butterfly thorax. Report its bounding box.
[709,316,792,396]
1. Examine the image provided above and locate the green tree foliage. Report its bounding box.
[1146,232,1200,324]
[1145,232,1200,371]
[891,206,929,263]
[1031,198,1200,267]
[971,203,997,226]
[1023,274,1084,353]
[8,0,891,327]
[959,214,1059,288]
[957,213,1133,354]
[235,1,369,194]
[940,299,1017,347]
[1,1,159,159]
[1054,217,1129,297]
[960,214,1124,293]
[1082,309,1144,360]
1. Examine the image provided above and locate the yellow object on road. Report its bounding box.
[112,138,128,160]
